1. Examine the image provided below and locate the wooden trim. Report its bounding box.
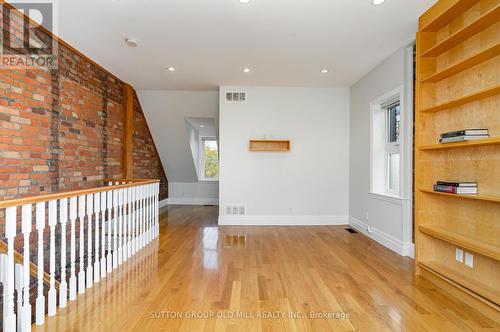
[123,84,134,178]
[0,240,58,289]
[249,140,291,152]
[0,179,159,209]
[0,1,123,83]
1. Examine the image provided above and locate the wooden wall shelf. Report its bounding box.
[421,43,500,83]
[249,140,290,152]
[419,225,500,261]
[419,188,500,203]
[418,137,500,150]
[416,0,500,310]
[422,4,500,57]
[420,85,500,112]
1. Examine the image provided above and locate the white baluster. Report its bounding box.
[35,202,45,325]
[131,187,137,255]
[78,195,86,294]
[123,188,129,262]
[107,190,113,273]
[69,196,77,301]
[15,264,23,330]
[138,186,143,249]
[119,188,125,265]
[156,183,160,237]
[21,204,32,332]
[112,189,119,269]
[59,198,68,309]
[145,185,150,244]
[94,192,101,282]
[4,207,17,331]
[86,194,93,289]
[48,200,57,316]
[100,191,107,278]
[127,187,132,259]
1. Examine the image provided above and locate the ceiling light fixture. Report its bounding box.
[200,125,205,128]
[372,0,385,5]
[321,69,329,74]
[242,68,251,73]
[167,67,176,72]
[239,0,251,4]
[125,38,138,47]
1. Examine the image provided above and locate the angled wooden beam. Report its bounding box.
[123,83,134,178]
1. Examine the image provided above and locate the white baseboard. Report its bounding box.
[349,216,414,258]
[166,197,219,206]
[218,215,348,226]
[159,198,169,208]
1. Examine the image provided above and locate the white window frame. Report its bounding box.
[199,136,219,182]
[370,86,403,199]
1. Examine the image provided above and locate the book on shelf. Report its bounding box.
[439,135,489,144]
[436,181,477,187]
[440,129,489,138]
[433,184,478,195]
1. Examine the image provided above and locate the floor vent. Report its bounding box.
[225,205,246,216]
[345,228,358,234]
[225,235,247,248]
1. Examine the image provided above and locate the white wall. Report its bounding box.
[138,90,220,205]
[349,44,414,256]
[219,86,350,225]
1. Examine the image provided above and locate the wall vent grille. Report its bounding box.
[225,205,246,215]
[225,92,247,103]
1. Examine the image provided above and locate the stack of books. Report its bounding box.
[439,129,489,143]
[433,181,478,195]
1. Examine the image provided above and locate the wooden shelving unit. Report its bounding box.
[416,0,500,310]
[420,84,500,112]
[248,140,290,152]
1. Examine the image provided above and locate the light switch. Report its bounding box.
[455,248,463,262]
[465,252,474,268]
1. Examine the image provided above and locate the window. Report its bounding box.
[370,87,402,197]
[385,102,400,193]
[200,137,219,181]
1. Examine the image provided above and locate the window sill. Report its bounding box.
[369,192,403,205]
[199,179,219,183]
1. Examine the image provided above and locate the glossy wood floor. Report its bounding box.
[34,206,500,331]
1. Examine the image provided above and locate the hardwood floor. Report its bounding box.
[33,206,500,331]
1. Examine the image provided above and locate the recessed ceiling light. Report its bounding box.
[372,0,385,5]
[200,125,205,128]
[321,69,329,74]
[125,38,138,47]
[242,68,251,73]
[167,67,176,72]
[239,0,251,4]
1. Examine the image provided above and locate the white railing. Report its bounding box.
[0,179,160,331]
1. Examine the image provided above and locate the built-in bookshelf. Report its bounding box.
[416,0,500,311]
[248,140,290,152]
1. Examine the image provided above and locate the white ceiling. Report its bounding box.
[55,0,435,90]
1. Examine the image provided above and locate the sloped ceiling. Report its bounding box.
[137,91,219,182]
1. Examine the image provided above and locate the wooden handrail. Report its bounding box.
[0,179,159,209]
[0,240,59,289]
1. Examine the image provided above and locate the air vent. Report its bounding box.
[225,92,247,103]
[225,205,246,215]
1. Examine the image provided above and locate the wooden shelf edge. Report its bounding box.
[418,224,500,261]
[418,188,500,203]
[422,4,500,57]
[420,0,479,32]
[418,137,500,150]
[418,262,500,309]
[420,85,500,112]
[421,43,500,83]
[248,140,291,152]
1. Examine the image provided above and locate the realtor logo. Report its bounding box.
[0,0,58,70]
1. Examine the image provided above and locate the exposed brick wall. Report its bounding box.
[0,5,168,203]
